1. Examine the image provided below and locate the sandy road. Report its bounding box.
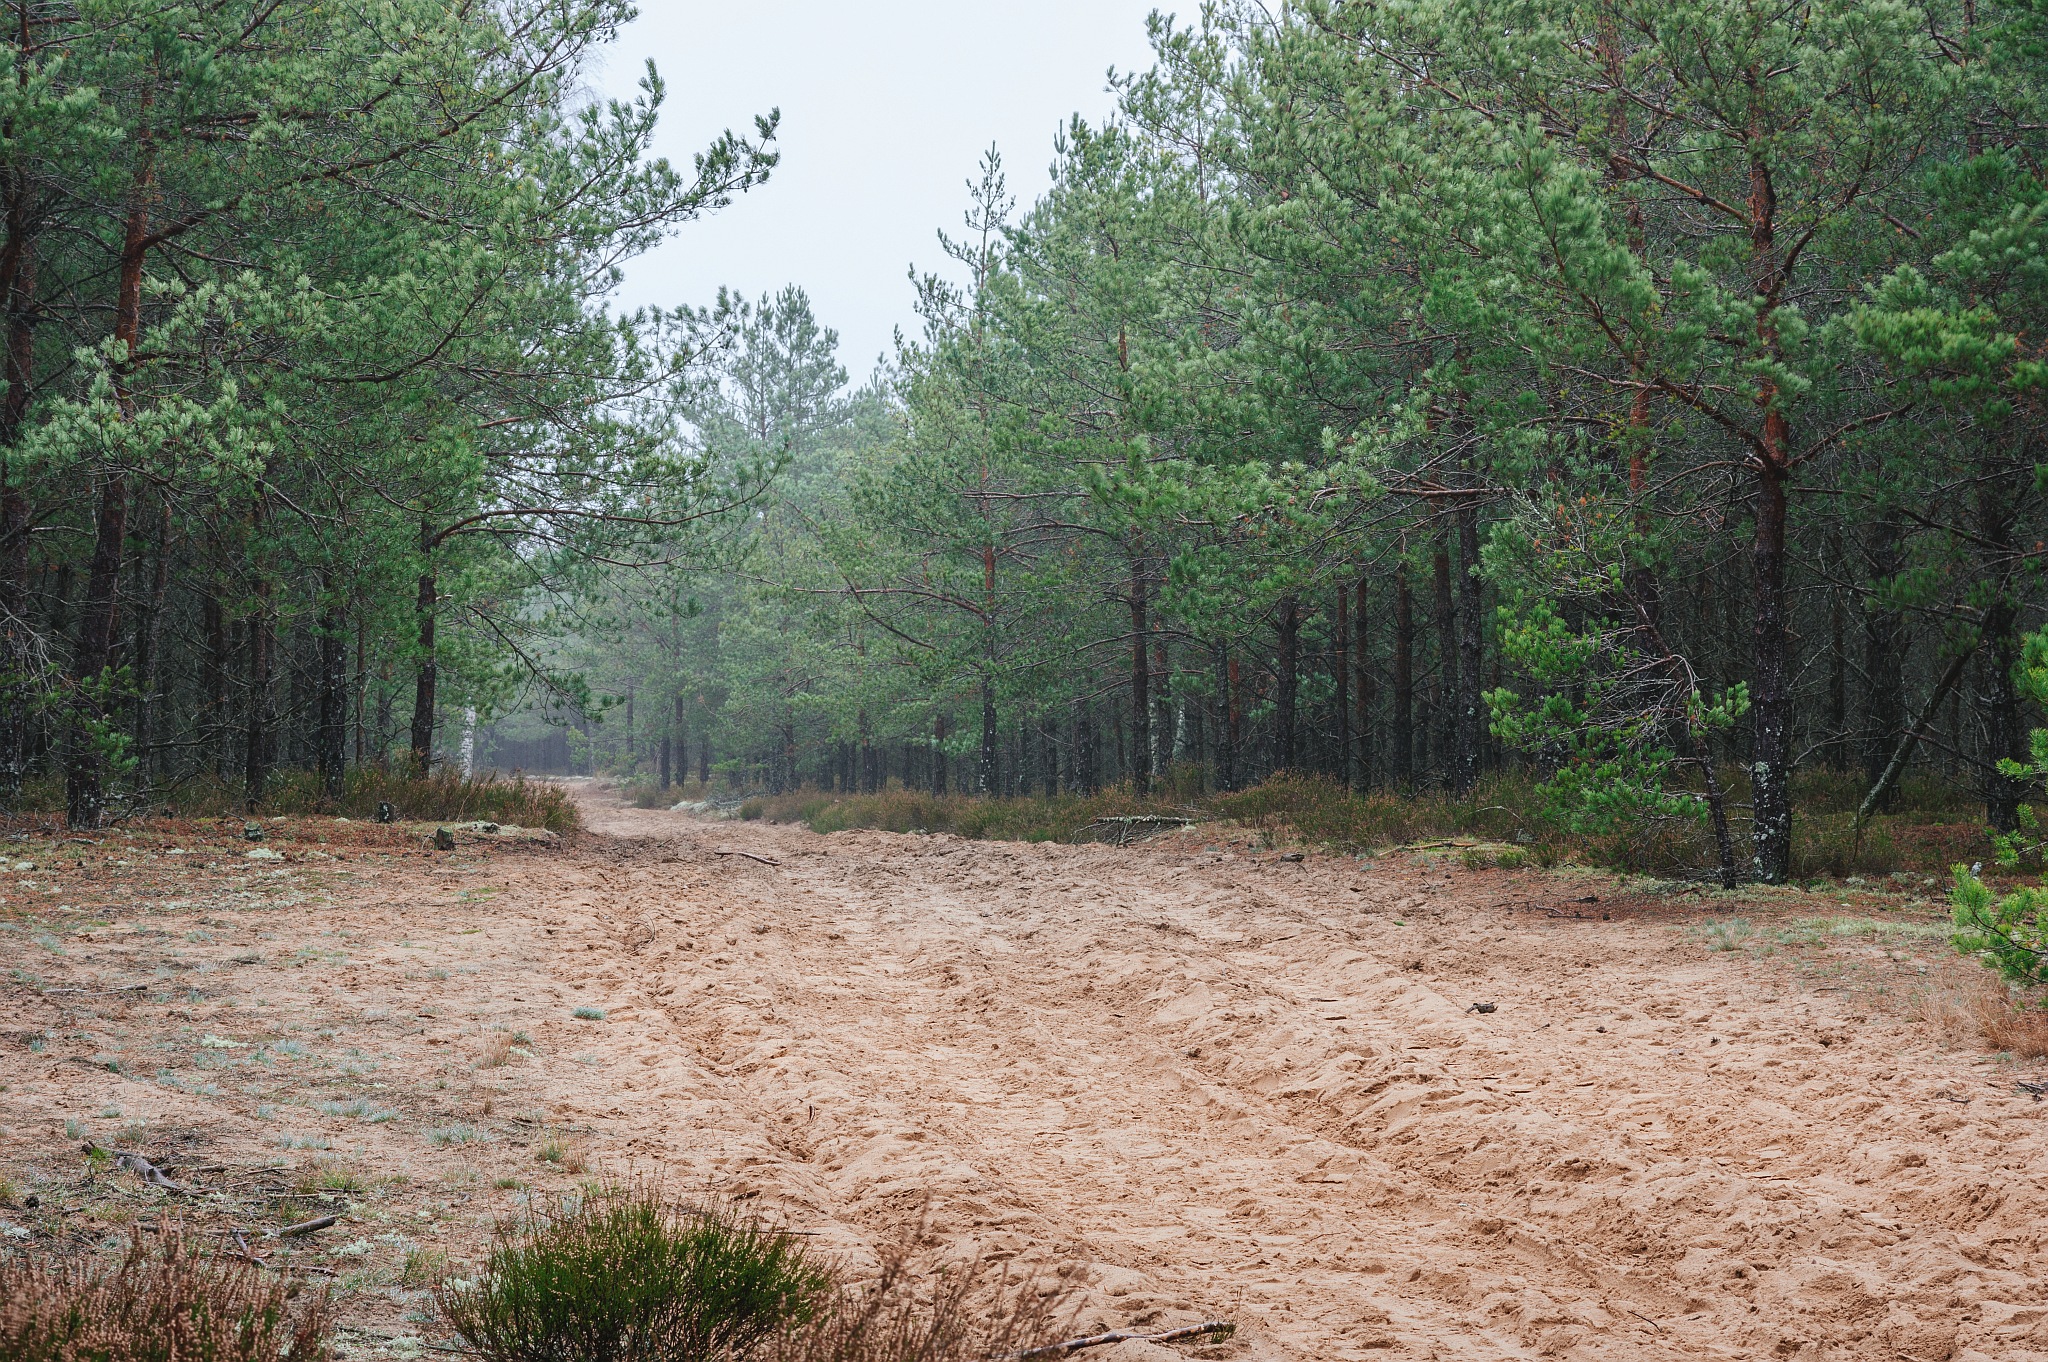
[539,797,2048,1362]
[3,792,2045,1361]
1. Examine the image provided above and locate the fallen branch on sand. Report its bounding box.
[713,849,781,867]
[271,1214,339,1238]
[1006,1321,1235,1357]
[1075,814,1201,847]
[88,1146,189,1194]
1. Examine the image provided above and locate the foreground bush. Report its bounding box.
[440,1184,1070,1362]
[441,1184,829,1362]
[0,1233,332,1362]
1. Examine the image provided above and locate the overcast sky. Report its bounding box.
[592,2,1166,380]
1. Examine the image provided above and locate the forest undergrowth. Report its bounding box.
[732,769,1999,884]
[1,770,580,835]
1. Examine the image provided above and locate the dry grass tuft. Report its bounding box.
[1915,970,2048,1059]
[479,1030,517,1069]
[1976,994,2048,1060]
[0,1232,332,1362]
[761,1242,1076,1362]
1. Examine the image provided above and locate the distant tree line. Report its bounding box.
[570,0,2048,885]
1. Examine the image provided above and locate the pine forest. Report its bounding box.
[13,0,2048,892]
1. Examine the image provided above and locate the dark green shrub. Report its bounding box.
[0,1232,332,1362]
[440,1184,828,1362]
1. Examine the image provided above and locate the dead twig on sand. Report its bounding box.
[713,849,781,867]
[1006,1321,1235,1358]
[88,1146,189,1194]
[270,1214,339,1238]
[1075,815,1200,847]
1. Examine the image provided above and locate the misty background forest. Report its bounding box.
[13,0,2048,887]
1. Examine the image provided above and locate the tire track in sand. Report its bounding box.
[569,797,2048,1362]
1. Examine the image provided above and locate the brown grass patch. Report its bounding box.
[0,1232,333,1362]
[1915,970,2048,1058]
[478,1030,517,1069]
[18,767,583,833]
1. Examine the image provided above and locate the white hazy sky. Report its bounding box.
[592,2,1166,378]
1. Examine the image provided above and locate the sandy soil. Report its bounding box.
[4,785,2048,1361]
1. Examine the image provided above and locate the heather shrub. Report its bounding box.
[0,1232,332,1362]
[440,1183,828,1362]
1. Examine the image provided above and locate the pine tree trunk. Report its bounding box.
[859,708,874,794]
[1354,576,1374,789]
[244,588,274,812]
[1129,566,1150,795]
[66,134,153,830]
[1153,641,1171,779]
[1431,537,1457,788]
[1979,474,2027,832]
[1826,532,1847,765]
[66,473,127,826]
[1456,502,1483,792]
[355,616,368,768]
[1749,449,1794,882]
[1334,585,1351,786]
[1276,595,1299,770]
[1746,143,1796,884]
[1392,562,1414,787]
[409,524,438,774]
[933,713,948,796]
[318,603,346,805]
[1861,514,1904,798]
[0,187,35,800]
[1075,708,1094,794]
[131,496,172,788]
[699,733,710,786]
[980,675,997,795]
[1219,648,1238,791]
[203,591,229,781]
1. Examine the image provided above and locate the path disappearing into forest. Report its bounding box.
[5,786,2046,1361]
[547,791,2048,1361]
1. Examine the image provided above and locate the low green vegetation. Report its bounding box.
[440,1184,828,1362]
[440,1182,1068,1362]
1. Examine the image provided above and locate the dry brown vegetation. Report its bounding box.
[6,770,580,835]
[1916,971,2048,1060]
[0,1232,334,1362]
[744,768,1998,882]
